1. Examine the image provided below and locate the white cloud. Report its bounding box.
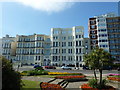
[1,0,119,13]
[3,0,74,13]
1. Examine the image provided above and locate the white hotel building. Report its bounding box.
[1,35,17,61]
[16,34,51,66]
[51,26,90,67]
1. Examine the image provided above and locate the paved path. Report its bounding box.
[22,75,119,89]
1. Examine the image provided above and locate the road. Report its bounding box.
[15,66,119,75]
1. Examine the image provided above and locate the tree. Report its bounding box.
[83,47,114,88]
[1,56,23,90]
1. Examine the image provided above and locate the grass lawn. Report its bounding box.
[21,80,40,90]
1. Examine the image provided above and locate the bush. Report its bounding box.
[35,66,44,70]
[22,70,49,76]
[88,79,98,88]
[88,79,108,89]
[1,56,23,90]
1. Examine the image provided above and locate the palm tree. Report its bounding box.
[84,47,114,87]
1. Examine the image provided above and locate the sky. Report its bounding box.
[0,1,119,38]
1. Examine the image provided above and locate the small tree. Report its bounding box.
[1,56,23,90]
[84,47,114,88]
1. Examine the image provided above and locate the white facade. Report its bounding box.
[51,26,85,67]
[16,34,51,65]
[1,35,17,61]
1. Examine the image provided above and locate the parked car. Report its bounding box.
[82,66,89,70]
[34,65,43,69]
[61,66,72,70]
[45,66,56,69]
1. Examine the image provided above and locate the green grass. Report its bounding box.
[21,80,40,90]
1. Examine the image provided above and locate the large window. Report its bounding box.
[76,41,82,46]
[75,29,81,33]
[76,48,81,54]
[68,49,72,54]
[62,42,66,47]
[68,42,72,46]
[53,30,59,35]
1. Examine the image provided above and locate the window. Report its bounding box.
[68,30,72,34]
[76,41,78,46]
[100,45,108,48]
[90,20,96,24]
[75,29,81,33]
[68,42,72,46]
[53,36,58,40]
[62,49,66,53]
[62,31,66,34]
[76,56,78,61]
[68,36,73,39]
[76,35,78,38]
[76,48,81,54]
[99,39,107,42]
[62,42,66,47]
[92,40,96,44]
[99,34,107,37]
[62,37,66,40]
[92,35,96,38]
[91,25,95,29]
[76,35,81,38]
[53,30,59,34]
[91,30,95,34]
[79,56,82,61]
[68,49,72,54]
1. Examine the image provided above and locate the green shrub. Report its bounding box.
[1,56,23,90]
[88,79,108,89]
[22,71,28,73]
[97,79,108,89]
[26,70,48,76]
[88,79,98,88]
[35,66,44,70]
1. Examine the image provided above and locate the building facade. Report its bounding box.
[83,38,91,54]
[89,13,120,61]
[1,35,17,61]
[16,34,51,65]
[106,16,120,61]
[51,26,90,67]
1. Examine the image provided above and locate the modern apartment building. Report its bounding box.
[1,35,17,61]
[16,34,51,65]
[106,16,120,61]
[89,13,120,61]
[51,26,90,67]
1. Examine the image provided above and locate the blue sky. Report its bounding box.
[0,1,119,38]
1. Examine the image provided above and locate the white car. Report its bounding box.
[61,66,72,70]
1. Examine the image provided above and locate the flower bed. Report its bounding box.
[55,75,85,79]
[108,73,120,76]
[81,83,115,90]
[40,82,65,90]
[55,75,87,82]
[107,77,120,82]
[48,72,83,75]
[107,73,120,82]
